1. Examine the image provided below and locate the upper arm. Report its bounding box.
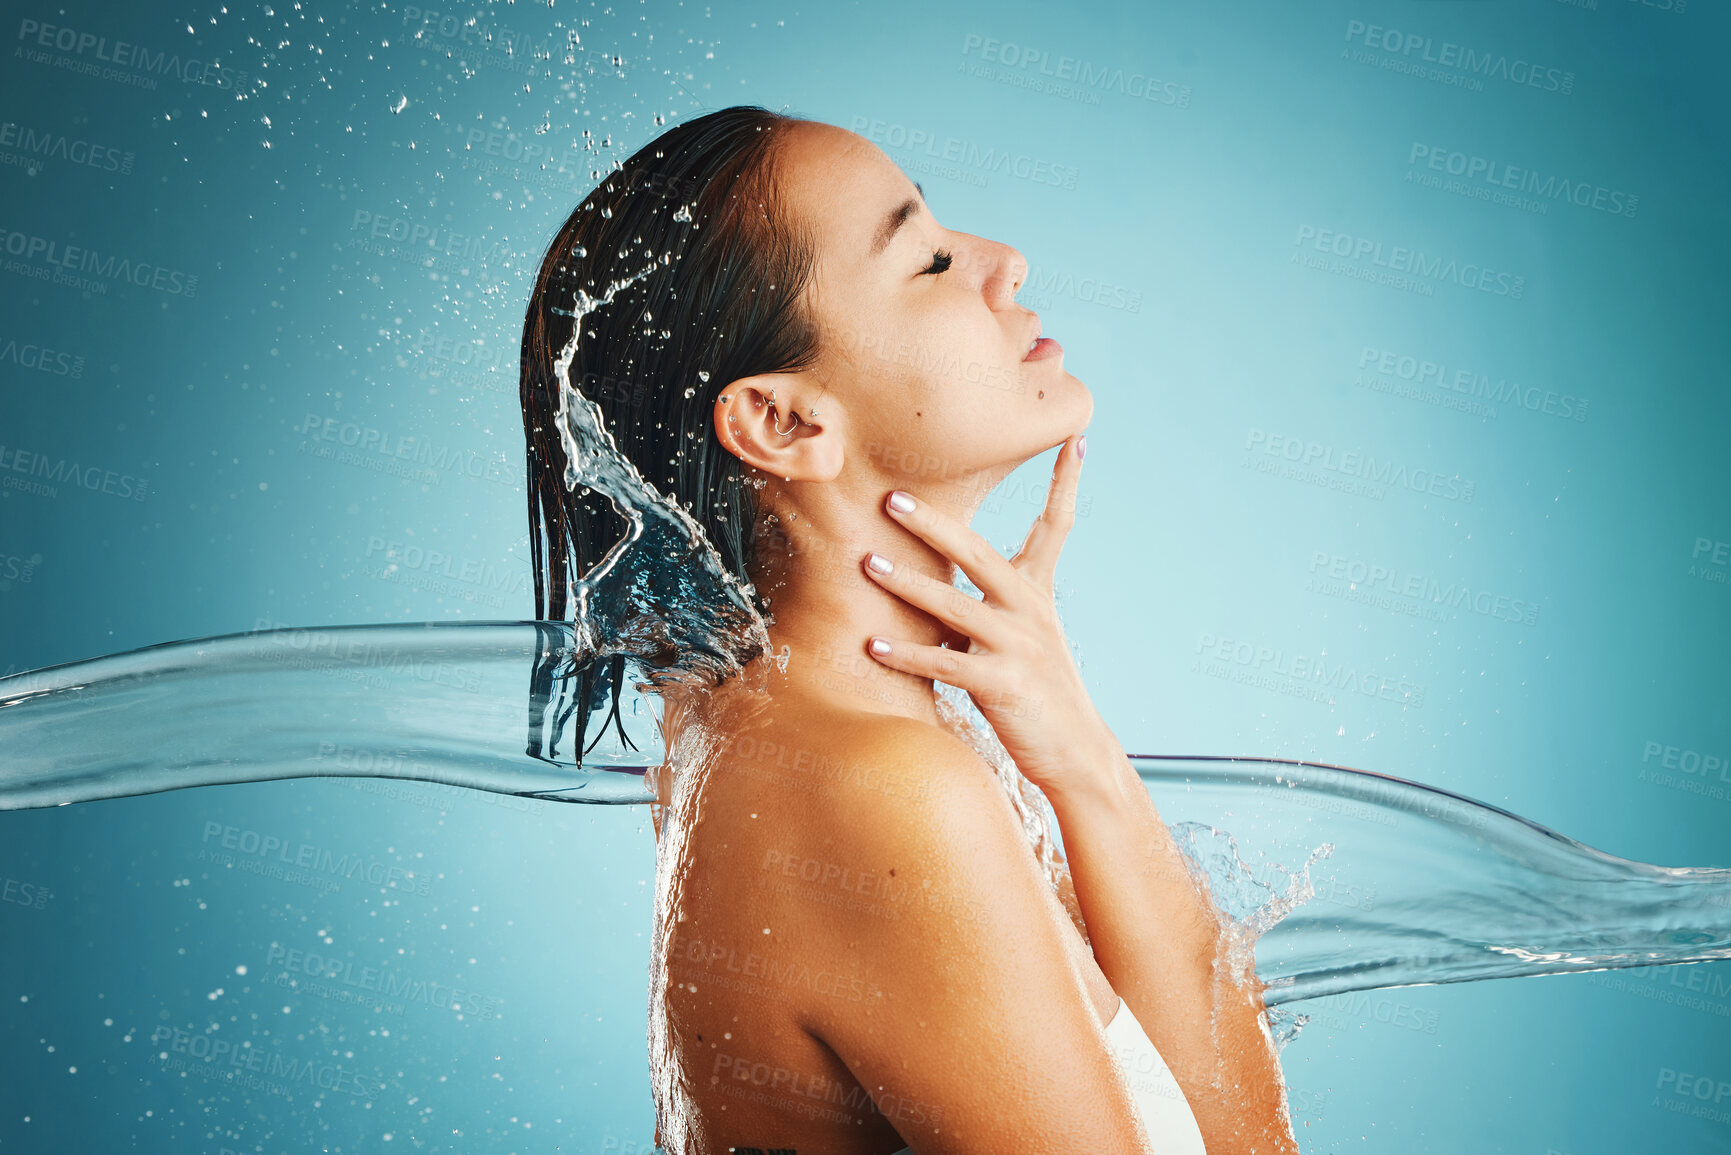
[799,724,1153,1154]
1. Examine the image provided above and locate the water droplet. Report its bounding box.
[683,387,696,399]
[390,95,408,114]
[697,370,710,382]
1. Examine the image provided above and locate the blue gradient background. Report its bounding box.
[1,0,1727,1151]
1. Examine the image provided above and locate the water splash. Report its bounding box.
[3,227,1727,1076]
[2,628,1727,1024]
[541,259,770,697]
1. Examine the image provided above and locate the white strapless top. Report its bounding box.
[890,997,1206,1153]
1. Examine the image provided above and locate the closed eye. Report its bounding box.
[920,248,953,276]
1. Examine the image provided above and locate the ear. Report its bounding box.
[712,371,842,483]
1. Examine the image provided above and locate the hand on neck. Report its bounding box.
[746,466,1001,725]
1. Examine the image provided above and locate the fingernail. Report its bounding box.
[869,637,893,656]
[1077,436,1088,461]
[866,553,894,576]
[887,491,916,514]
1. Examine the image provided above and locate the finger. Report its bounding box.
[865,634,990,691]
[882,489,1028,608]
[861,552,1009,649]
[1011,435,1084,591]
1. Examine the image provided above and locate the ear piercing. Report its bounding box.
[718,389,815,435]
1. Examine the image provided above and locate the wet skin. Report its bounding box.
[647,121,1296,1154]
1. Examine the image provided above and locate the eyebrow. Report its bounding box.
[870,182,927,257]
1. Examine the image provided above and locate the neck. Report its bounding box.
[744,464,1008,726]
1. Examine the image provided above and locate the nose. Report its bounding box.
[964,235,1028,309]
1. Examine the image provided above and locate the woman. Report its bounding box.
[520,106,1298,1154]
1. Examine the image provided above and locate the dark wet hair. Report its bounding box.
[519,105,820,758]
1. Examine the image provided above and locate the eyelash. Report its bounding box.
[921,248,953,276]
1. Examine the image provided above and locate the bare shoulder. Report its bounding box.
[789,710,1055,952]
[705,697,988,821]
[781,712,1151,1153]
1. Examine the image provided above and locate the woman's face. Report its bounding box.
[774,120,1092,485]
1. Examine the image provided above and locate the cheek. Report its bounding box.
[901,308,1010,393]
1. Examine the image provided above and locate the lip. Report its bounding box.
[1024,336,1063,362]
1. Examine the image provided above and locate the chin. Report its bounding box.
[1045,368,1093,434]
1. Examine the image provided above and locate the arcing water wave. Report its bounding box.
[3,269,1727,1047]
[2,623,1728,1029]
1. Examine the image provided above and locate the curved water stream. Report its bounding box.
[3,263,1726,1068]
[2,622,1727,1025]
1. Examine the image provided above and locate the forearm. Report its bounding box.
[1048,733,1298,1154]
